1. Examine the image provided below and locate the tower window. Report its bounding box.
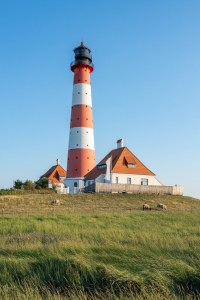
[78,79,80,81]
[85,93,87,95]
[76,157,78,159]
[78,105,79,107]
[86,118,88,120]
[85,70,86,72]
[87,157,89,159]
[77,144,78,146]
[77,118,79,120]
[78,92,80,94]
[86,131,88,133]
[75,169,77,171]
[79,69,80,71]
[85,80,87,82]
[87,169,89,171]
[87,144,88,146]
[77,131,79,133]
[86,105,87,107]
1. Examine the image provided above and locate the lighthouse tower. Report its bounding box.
[64,42,95,193]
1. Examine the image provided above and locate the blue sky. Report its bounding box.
[1,0,200,199]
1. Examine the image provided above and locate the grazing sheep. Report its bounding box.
[157,203,167,210]
[51,199,60,205]
[143,204,151,211]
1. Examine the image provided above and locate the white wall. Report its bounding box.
[54,182,64,188]
[85,173,162,186]
[64,178,85,193]
[111,173,162,186]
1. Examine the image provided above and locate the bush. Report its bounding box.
[14,180,23,190]
[23,180,35,190]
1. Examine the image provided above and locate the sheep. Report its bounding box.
[157,203,167,210]
[51,199,60,205]
[143,204,151,211]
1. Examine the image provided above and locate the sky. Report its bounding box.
[0,0,200,199]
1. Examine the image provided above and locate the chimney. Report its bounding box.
[56,159,60,165]
[117,139,124,148]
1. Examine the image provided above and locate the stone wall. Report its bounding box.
[85,183,183,195]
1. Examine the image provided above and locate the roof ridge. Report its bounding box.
[111,147,125,170]
[56,164,67,173]
[40,165,57,178]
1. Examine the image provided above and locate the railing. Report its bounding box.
[70,61,94,70]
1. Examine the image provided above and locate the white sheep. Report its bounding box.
[51,199,60,205]
[143,204,151,211]
[157,203,167,210]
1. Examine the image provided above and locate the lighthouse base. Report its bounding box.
[64,178,85,194]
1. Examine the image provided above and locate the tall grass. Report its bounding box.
[1,211,200,299]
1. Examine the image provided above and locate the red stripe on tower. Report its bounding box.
[64,42,95,193]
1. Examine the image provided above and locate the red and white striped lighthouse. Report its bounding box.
[64,42,95,193]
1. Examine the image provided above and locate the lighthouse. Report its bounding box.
[64,42,95,193]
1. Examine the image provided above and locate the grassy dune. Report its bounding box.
[0,193,200,216]
[0,194,200,299]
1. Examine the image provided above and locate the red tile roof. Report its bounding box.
[124,156,136,164]
[39,164,66,183]
[84,147,155,180]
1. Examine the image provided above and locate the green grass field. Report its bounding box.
[0,193,200,299]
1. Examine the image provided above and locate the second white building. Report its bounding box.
[84,139,163,187]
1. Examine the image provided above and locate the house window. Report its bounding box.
[59,176,65,181]
[127,178,131,184]
[128,163,135,167]
[74,182,77,187]
[141,178,148,185]
[97,164,106,169]
[116,177,118,184]
[88,181,90,186]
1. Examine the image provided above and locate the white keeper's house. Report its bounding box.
[84,139,163,187]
